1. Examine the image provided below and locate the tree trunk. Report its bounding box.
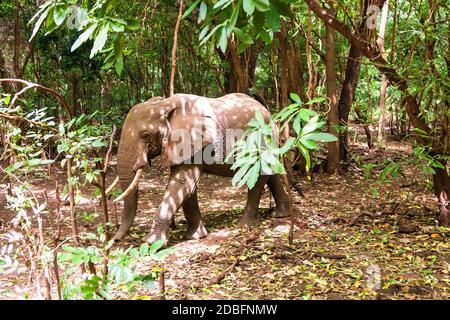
[336,0,370,164]
[0,50,12,93]
[325,1,340,175]
[170,0,184,97]
[286,19,307,102]
[13,0,21,79]
[377,0,390,142]
[337,44,363,164]
[70,75,79,117]
[276,25,289,107]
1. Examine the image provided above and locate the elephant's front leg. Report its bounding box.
[182,191,208,240]
[143,164,202,244]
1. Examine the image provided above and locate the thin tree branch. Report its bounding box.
[0,79,73,119]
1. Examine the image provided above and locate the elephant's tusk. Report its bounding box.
[96,176,120,200]
[113,169,143,203]
[105,176,120,195]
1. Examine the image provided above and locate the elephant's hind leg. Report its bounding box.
[144,164,202,244]
[267,175,291,218]
[182,191,208,240]
[238,176,268,227]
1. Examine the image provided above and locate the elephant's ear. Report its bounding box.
[160,95,218,168]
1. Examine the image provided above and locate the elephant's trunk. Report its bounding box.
[112,137,142,241]
[112,186,138,241]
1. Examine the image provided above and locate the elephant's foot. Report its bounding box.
[112,225,130,242]
[273,205,291,218]
[183,221,208,240]
[238,214,258,227]
[143,229,167,246]
[112,231,126,242]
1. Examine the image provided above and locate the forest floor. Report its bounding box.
[1,137,450,300]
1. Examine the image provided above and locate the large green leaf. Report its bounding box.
[198,1,208,22]
[183,0,201,19]
[71,23,97,52]
[233,28,254,45]
[53,5,68,27]
[245,162,261,190]
[243,0,256,15]
[29,5,51,41]
[254,0,270,11]
[265,6,280,31]
[303,132,338,142]
[90,23,109,58]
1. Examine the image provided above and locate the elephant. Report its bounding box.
[109,93,291,244]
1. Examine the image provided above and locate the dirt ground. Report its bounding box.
[1,139,449,300]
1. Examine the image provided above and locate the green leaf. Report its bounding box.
[29,1,52,25]
[218,26,228,53]
[233,27,254,45]
[299,138,318,150]
[298,108,316,122]
[149,239,165,254]
[2,95,11,105]
[29,5,51,41]
[293,114,302,134]
[80,233,98,240]
[303,132,338,142]
[301,115,320,135]
[53,5,68,27]
[243,0,256,15]
[198,1,208,22]
[254,0,270,11]
[125,19,141,31]
[199,25,210,40]
[200,23,223,45]
[90,23,109,58]
[258,29,273,42]
[265,6,280,31]
[71,23,97,52]
[139,243,149,256]
[290,93,301,105]
[232,162,252,186]
[213,0,232,9]
[246,162,261,190]
[297,144,311,172]
[183,0,201,19]
[92,139,107,148]
[228,2,241,34]
[255,110,265,125]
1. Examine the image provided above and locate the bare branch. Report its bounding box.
[0,78,73,119]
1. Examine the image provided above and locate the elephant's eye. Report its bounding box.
[141,132,151,141]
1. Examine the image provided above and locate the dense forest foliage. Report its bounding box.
[0,0,448,300]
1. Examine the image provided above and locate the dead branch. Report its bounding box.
[209,258,240,286]
[0,78,73,119]
[0,111,58,133]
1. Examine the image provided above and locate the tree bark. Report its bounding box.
[377,0,390,142]
[325,1,340,175]
[170,0,184,97]
[0,50,12,93]
[276,24,289,108]
[337,44,363,164]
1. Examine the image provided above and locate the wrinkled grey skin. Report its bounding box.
[113,93,291,244]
